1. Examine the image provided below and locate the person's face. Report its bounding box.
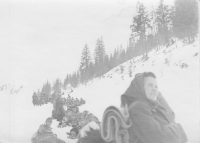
[46,120,52,127]
[71,131,76,137]
[144,76,158,101]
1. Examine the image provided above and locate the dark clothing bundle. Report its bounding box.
[52,96,65,122]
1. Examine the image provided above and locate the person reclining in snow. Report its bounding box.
[31,117,65,143]
[121,72,188,143]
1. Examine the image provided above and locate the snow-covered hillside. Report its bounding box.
[0,40,199,143]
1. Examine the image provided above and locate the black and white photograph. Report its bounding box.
[0,0,199,143]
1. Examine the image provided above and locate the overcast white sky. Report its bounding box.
[0,0,174,90]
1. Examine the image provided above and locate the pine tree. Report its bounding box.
[45,81,51,95]
[59,80,62,90]
[88,61,95,79]
[109,53,115,69]
[63,75,69,90]
[70,71,79,88]
[149,6,160,50]
[112,48,119,67]
[94,37,106,77]
[173,0,198,43]
[52,79,60,93]
[155,0,173,45]
[126,37,135,60]
[41,84,45,94]
[75,71,80,87]
[119,44,126,64]
[130,2,151,60]
[103,54,110,73]
[68,74,72,87]
[79,44,92,83]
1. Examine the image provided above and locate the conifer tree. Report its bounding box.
[94,37,106,77]
[155,0,173,45]
[126,37,135,60]
[52,79,60,93]
[63,75,69,90]
[109,53,115,69]
[88,61,95,79]
[79,44,92,83]
[130,2,151,60]
[119,44,126,64]
[103,54,110,73]
[173,0,198,43]
[70,71,79,88]
[45,81,51,95]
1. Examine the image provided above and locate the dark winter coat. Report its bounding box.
[51,92,57,103]
[53,96,65,122]
[121,73,188,143]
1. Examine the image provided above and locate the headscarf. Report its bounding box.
[121,73,150,107]
[121,73,175,123]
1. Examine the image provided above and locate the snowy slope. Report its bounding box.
[0,40,199,143]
